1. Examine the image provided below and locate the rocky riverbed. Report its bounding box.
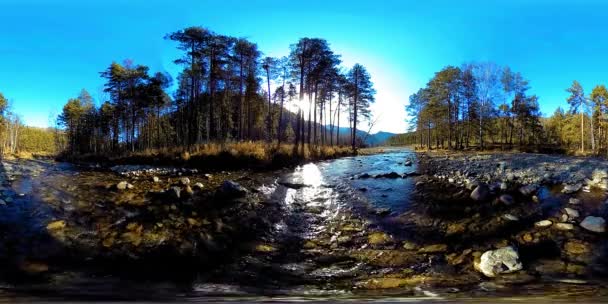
[0,150,608,301]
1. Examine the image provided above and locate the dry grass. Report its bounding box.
[65,141,360,171]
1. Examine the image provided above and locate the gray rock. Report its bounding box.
[580,216,606,233]
[218,180,248,198]
[569,198,582,205]
[470,184,490,201]
[476,246,523,277]
[562,183,582,194]
[500,182,508,191]
[564,208,580,220]
[499,194,515,206]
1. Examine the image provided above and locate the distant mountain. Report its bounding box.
[328,126,397,146]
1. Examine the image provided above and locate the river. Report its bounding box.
[0,148,607,302]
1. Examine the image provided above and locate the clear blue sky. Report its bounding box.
[2,0,608,133]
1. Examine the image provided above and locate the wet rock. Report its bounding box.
[404,160,413,166]
[418,244,448,254]
[375,172,401,179]
[358,187,368,192]
[569,198,582,205]
[499,194,515,206]
[184,185,194,197]
[218,180,248,198]
[555,223,574,231]
[502,214,519,221]
[535,220,553,228]
[522,233,534,243]
[193,182,204,190]
[446,249,472,266]
[358,173,371,179]
[562,183,582,194]
[46,220,66,231]
[152,176,160,183]
[580,216,606,233]
[446,222,466,235]
[367,232,392,246]
[500,182,508,191]
[590,169,608,189]
[373,208,392,216]
[470,184,490,201]
[475,246,523,277]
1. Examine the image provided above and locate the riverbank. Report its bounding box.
[57,142,389,172]
[408,150,608,282]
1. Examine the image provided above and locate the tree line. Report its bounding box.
[59,26,375,156]
[394,62,608,156]
[403,62,542,150]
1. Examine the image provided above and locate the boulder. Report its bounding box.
[580,216,606,233]
[499,194,515,206]
[591,169,608,189]
[470,184,490,201]
[475,246,523,277]
[218,180,248,198]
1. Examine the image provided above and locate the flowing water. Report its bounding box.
[0,149,607,302]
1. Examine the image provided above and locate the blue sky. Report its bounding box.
[1,0,608,133]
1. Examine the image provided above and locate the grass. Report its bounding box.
[61,141,362,171]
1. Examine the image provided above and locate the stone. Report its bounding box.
[475,246,523,277]
[499,194,515,206]
[404,160,413,166]
[218,180,248,198]
[193,182,204,190]
[418,244,448,254]
[470,184,490,201]
[116,181,131,191]
[563,240,592,264]
[503,214,519,221]
[359,173,371,179]
[180,177,191,186]
[580,216,606,233]
[535,220,553,228]
[562,183,582,194]
[564,208,580,220]
[368,232,392,245]
[569,198,582,205]
[500,182,508,191]
[555,223,574,231]
[152,176,160,183]
[46,220,66,230]
[402,241,418,250]
[522,233,534,243]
